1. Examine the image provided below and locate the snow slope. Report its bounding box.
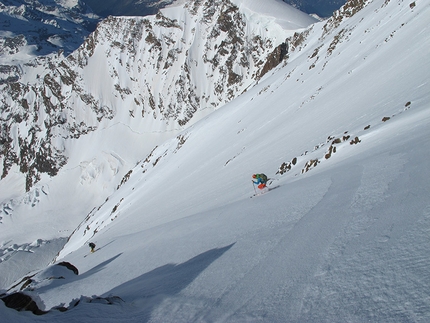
[1,0,430,321]
[0,0,316,265]
[232,0,317,30]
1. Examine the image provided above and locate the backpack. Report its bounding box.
[260,174,268,182]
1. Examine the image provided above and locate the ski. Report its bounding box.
[84,249,98,257]
[250,185,280,198]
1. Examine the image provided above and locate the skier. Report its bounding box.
[89,242,96,253]
[252,173,268,189]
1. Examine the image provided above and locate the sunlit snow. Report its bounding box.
[1,0,429,322]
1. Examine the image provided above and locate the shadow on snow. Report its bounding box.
[100,243,235,321]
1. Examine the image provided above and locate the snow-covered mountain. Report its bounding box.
[0,0,99,61]
[285,0,348,17]
[83,0,176,17]
[82,0,347,19]
[0,0,316,194]
[1,0,430,321]
[0,4,317,277]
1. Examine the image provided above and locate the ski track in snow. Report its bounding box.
[299,148,430,322]
[208,165,364,322]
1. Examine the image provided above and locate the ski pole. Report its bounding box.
[252,181,257,195]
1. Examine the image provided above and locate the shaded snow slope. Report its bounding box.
[1,0,430,321]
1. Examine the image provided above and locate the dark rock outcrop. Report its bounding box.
[1,292,47,315]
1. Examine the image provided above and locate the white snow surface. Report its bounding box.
[232,0,317,29]
[1,0,430,322]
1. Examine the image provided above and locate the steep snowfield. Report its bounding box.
[1,0,430,321]
[0,0,317,277]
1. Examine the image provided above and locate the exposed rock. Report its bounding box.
[259,43,289,79]
[56,262,79,275]
[1,292,47,315]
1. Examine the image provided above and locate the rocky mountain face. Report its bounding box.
[0,0,316,192]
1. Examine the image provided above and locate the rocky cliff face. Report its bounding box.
[0,0,315,192]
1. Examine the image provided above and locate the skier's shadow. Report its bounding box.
[79,253,123,278]
[102,243,235,321]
